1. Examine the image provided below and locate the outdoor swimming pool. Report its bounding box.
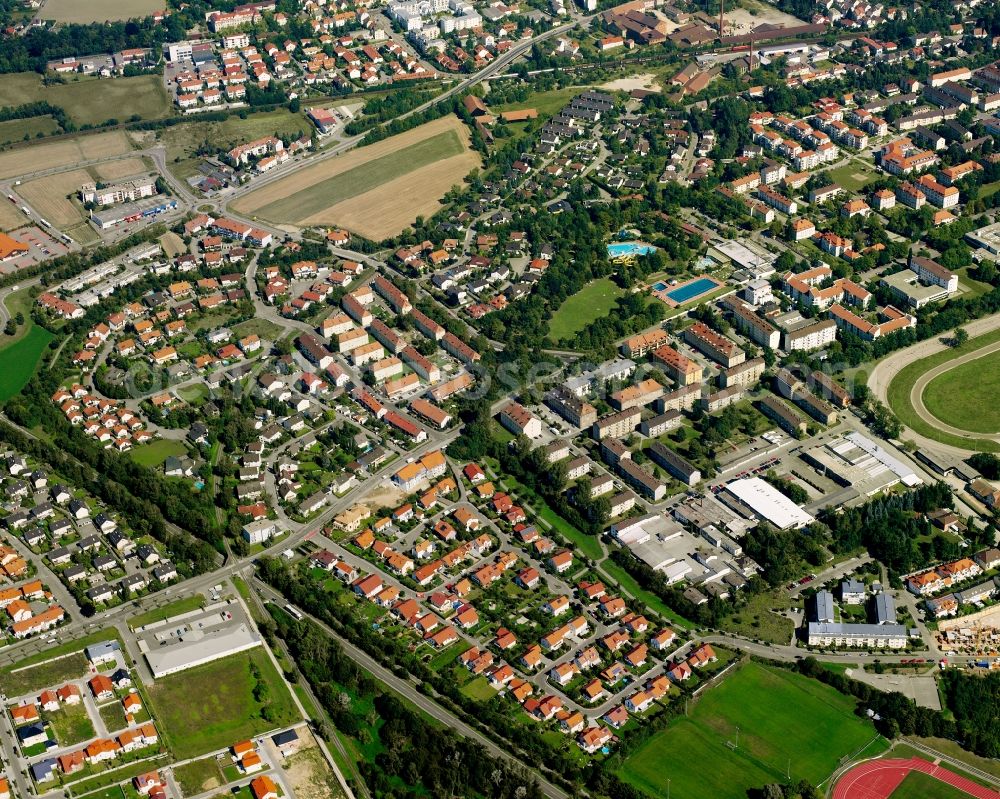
[663,277,721,304]
[652,281,668,291]
[608,241,655,258]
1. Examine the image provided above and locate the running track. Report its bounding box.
[832,757,1000,799]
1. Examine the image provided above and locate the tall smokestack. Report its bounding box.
[718,0,724,35]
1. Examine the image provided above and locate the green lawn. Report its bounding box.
[717,590,795,645]
[536,505,603,561]
[886,327,1000,452]
[618,662,886,799]
[128,594,205,629]
[889,770,975,799]
[458,675,496,701]
[0,324,55,401]
[146,647,300,760]
[45,702,96,746]
[129,439,188,468]
[254,130,466,224]
[231,318,285,342]
[980,180,1000,200]
[0,115,61,145]
[825,163,874,192]
[548,278,625,344]
[172,756,226,797]
[921,349,1000,434]
[0,73,170,126]
[495,86,593,119]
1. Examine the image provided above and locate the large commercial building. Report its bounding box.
[138,603,262,677]
[723,476,814,529]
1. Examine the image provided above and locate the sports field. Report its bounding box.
[37,0,162,22]
[0,326,55,401]
[618,663,885,799]
[548,278,624,343]
[890,771,976,799]
[826,162,874,192]
[922,350,1000,434]
[0,129,133,180]
[0,73,169,128]
[232,115,480,240]
[146,647,300,759]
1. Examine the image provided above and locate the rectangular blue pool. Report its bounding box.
[608,241,655,258]
[665,277,720,304]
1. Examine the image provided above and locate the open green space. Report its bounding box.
[0,73,170,126]
[886,327,1000,452]
[172,756,226,797]
[888,770,975,799]
[146,647,300,759]
[231,318,285,342]
[129,439,188,468]
[0,115,61,145]
[825,162,874,192]
[921,349,1000,434]
[598,560,694,630]
[255,129,465,223]
[0,651,88,695]
[909,737,1000,780]
[0,325,55,401]
[158,109,311,181]
[129,594,205,629]
[0,285,41,351]
[618,662,885,799]
[99,701,128,733]
[46,702,96,746]
[495,86,594,119]
[548,278,625,344]
[717,590,795,645]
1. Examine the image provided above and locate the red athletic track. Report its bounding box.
[832,757,1000,799]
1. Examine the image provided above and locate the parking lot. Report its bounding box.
[0,225,71,274]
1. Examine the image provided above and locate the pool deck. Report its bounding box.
[650,275,725,308]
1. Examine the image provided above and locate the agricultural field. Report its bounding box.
[618,662,885,799]
[0,325,55,401]
[0,129,133,180]
[146,647,300,759]
[0,202,28,232]
[0,115,61,146]
[37,0,163,22]
[548,278,624,343]
[0,73,170,127]
[18,168,93,228]
[93,157,149,181]
[232,115,481,240]
[921,350,1000,434]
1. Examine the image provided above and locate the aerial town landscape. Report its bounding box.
[5,0,1000,796]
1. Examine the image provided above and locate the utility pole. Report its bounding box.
[735,726,740,749]
[667,779,671,799]
[718,0,724,36]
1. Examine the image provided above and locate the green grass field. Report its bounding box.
[825,162,874,192]
[130,439,188,468]
[886,327,1000,452]
[0,324,54,401]
[129,594,205,628]
[0,73,170,126]
[889,770,974,799]
[618,663,885,799]
[0,116,61,146]
[0,652,89,695]
[173,756,226,797]
[146,647,300,759]
[921,350,1000,434]
[718,590,794,645]
[255,130,465,223]
[548,278,625,344]
[45,702,95,746]
[496,86,594,119]
[99,701,128,733]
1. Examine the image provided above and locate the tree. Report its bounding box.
[952,327,969,347]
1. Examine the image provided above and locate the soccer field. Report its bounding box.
[619,663,885,799]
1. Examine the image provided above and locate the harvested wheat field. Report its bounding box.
[0,204,28,232]
[0,131,133,180]
[232,115,480,240]
[19,169,92,228]
[38,0,163,23]
[93,157,148,181]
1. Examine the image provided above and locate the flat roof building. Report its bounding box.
[724,476,815,529]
